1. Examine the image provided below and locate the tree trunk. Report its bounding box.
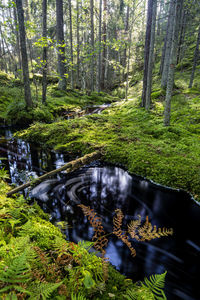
[42,0,47,104]
[15,0,32,108]
[76,0,80,88]
[177,9,187,64]
[122,5,130,80]
[56,0,67,90]
[145,0,157,110]
[101,0,107,90]
[90,0,95,91]
[161,0,175,89]
[141,0,153,107]
[164,0,183,126]
[97,0,102,93]
[13,6,22,73]
[125,31,132,101]
[69,0,74,89]
[189,24,200,88]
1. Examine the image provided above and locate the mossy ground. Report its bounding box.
[1,64,200,202]
[15,67,200,201]
[0,172,154,299]
[0,72,117,126]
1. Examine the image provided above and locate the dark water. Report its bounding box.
[0,129,200,300]
[0,128,72,187]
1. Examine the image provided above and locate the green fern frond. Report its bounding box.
[123,288,138,299]
[71,293,88,300]
[123,283,155,300]
[28,281,63,300]
[143,271,167,300]
[4,292,18,300]
[0,252,30,284]
[78,241,94,251]
[0,252,31,296]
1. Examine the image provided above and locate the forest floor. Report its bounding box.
[1,68,200,201]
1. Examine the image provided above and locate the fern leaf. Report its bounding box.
[127,215,141,240]
[123,288,138,299]
[71,293,87,300]
[28,281,63,300]
[143,271,167,300]
[137,217,173,242]
[113,209,136,257]
[0,252,30,284]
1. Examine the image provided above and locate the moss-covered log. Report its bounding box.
[7,151,101,196]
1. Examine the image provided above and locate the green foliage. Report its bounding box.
[0,252,31,295]
[123,284,154,300]
[143,272,167,300]
[0,78,117,126]
[71,293,87,300]
[28,282,63,300]
[1,180,155,299]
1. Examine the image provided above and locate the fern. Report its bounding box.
[71,293,88,300]
[123,288,138,299]
[0,252,31,296]
[143,271,167,300]
[113,209,136,257]
[123,284,155,300]
[28,281,63,300]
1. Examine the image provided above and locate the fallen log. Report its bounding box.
[7,151,101,197]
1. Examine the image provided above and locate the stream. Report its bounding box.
[0,127,200,300]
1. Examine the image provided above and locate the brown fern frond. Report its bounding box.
[113,209,136,257]
[78,204,109,281]
[127,215,141,240]
[137,216,173,241]
[78,204,108,254]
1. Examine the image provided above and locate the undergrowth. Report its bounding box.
[0,72,117,126]
[0,170,166,299]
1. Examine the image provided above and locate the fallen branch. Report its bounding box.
[7,151,101,197]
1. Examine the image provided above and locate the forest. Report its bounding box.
[0,0,200,299]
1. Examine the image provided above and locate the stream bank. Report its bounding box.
[15,93,200,202]
[1,128,200,299]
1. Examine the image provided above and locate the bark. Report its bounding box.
[161,0,175,89]
[125,31,132,101]
[97,0,102,93]
[145,0,157,110]
[69,0,74,89]
[164,0,183,126]
[15,0,32,108]
[56,0,67,90]
[7,151,101,196]
[141,0,153,107]
[42,0,47,104]
[101,0,107,90]
[189,24,200,88]
[90,0,95,91]
[122,5,130,80]
[76,0,80,88]
[177,9,187,64]
[13,6,22,72]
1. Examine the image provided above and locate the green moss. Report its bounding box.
[16,90,200,201]
[0,79,118,126]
